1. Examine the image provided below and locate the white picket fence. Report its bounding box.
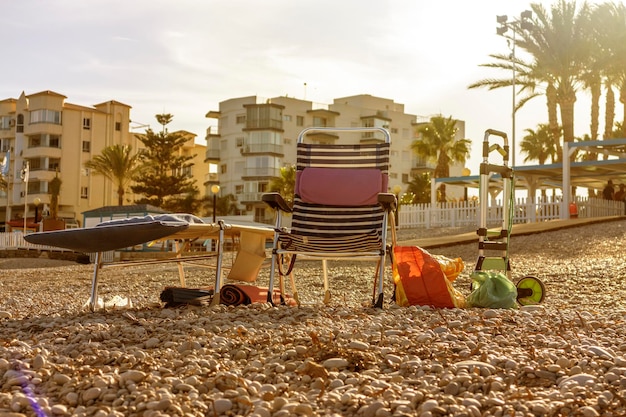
[397,196,625,229]
[0,231,71,252]
[1,196,623,252]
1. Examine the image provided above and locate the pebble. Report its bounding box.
[0,220,625,416]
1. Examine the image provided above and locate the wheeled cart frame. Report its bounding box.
[474,129,545,305]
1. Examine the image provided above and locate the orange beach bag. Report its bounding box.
[392,246,465,308]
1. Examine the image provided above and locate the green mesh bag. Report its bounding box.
[467,271,518,309]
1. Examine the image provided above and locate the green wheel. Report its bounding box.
[516,276,545,305]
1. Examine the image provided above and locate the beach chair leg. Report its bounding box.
[88,252,104,312]
[370,257,385,308]
[322,259,331,304]
[210,226,226,307]
[174,240,186,287]
[278,271,286,304]
[372,259,381,305]
[288,271,300,307]
[267,254,278,305]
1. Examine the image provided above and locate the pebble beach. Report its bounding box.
[1,218,626,417]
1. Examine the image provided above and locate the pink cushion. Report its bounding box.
[296,167,387,206]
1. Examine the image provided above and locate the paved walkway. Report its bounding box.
[398,215,625,249]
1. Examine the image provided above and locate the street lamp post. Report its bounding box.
[210,184,220,223]
[497,10,533,168]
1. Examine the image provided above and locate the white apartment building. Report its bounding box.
[205,94,466,223]
[0,90,207,230]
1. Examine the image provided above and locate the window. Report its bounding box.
[29,135,42,148]
[49,159,60,172]
[402,173,409,183]
[235,185,244,194]
[115,122,121,131]
[80,187,89,199]
[28,158,41,170]
[82,141,91,152]
[312,116,327,127]
[220,164,227,174]
[0,116,11,130]
[236,115,246,124]
[236,137,244,147]
[296,116,304,126]
[254,207,265,221]
[30,109,61,124]
[391,127,398,134]
[83,118,91,130]
[16,114,24,133]
[283,115,292,122]
[245,104,283,130]
[49,135,60,148]
[28,181,43,194]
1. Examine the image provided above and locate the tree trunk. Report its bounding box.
[605,82,615,140]
[559,92,577,162]
[590,78,600,141]
[547,84,560,151]
[619,80,626,138]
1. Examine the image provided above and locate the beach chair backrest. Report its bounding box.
[291,142,390,238]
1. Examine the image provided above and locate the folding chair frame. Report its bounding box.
[263,127,396,308]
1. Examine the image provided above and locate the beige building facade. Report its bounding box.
[0,90,207,230]
[205,94,466,223]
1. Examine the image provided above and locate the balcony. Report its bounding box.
[360,131,388,143]
[25,122,63,136]
[238,192,266,204]
[205,148,220,162]
[242,167,281,179]
[410,158,435,175]
[29,168,59,182]
[22,146,62,159]
[203,172,218,186]
[243,119,283,131]
[240,143,284,156]
[0,129,14,140]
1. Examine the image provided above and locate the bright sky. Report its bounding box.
[1,0,618,175]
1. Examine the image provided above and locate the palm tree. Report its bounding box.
[594,2,626,138]
[469,48,562,153]
[216,194,238,216]
[520,123,560,165]
[518,1,593,146]
[406,173,431,204]
[411,115,471,202]
[49,174,62,220]
[269,165,296,207]
[520,123,562,200]
[84,144,143,206]
[470,1,594,161]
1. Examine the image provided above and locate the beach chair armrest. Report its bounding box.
[378,193,397,212]
[262,192,292,213]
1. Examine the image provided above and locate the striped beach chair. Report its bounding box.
[263,127,396,307]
